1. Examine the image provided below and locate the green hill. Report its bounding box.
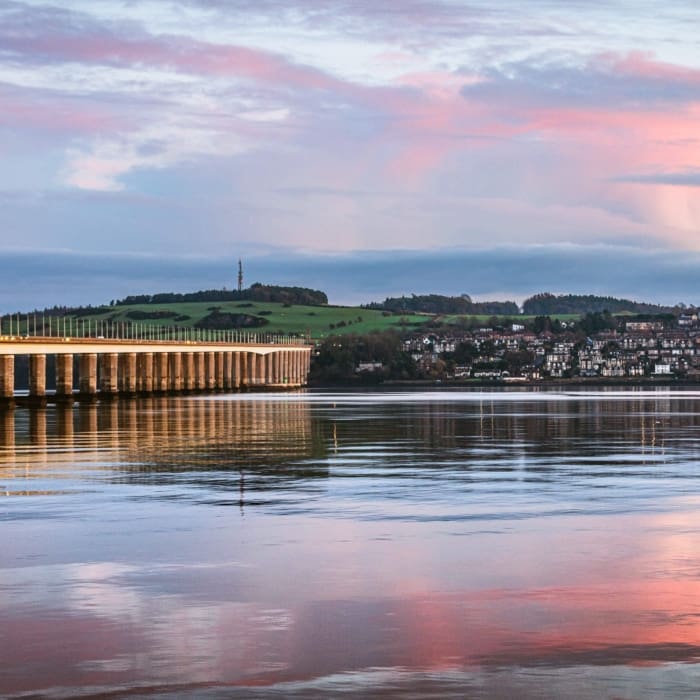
[28,300,431,340]
[9,287,689,341]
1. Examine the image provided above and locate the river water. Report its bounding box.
[3,388,700,698]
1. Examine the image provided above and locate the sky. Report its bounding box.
[1,0,700,310]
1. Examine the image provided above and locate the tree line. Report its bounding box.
[365,292,689,316]
[521,292,679,315]
[114,283,328,307]
[365,294,519,315]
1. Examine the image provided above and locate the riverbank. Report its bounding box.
[310,376,700,389]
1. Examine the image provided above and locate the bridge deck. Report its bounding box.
[0,337,310,355]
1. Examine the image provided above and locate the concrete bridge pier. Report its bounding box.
[29,354,47,402]
[193,352,204,391]
[239,352,248,388]
[258,353,266,385]
[99,353,119,395]
[274,351,282,385]
[233,352,241,389]
[137,352,154,393]
[289,351,296,385]
[266,353,273,385]
[289,352,296,385]
[55,354,74,400]
[119,353,137,394]
[169,352,183,392]
[154,352,169,393]
[279,350,287,384]
[297,351,304,385]
[247,352,257,386]
[79,353,98,398]
[215,351,225,391]
[182,352,195,391]
[255,354,263,386]
[205,352,216,390]
[223,351,233,391]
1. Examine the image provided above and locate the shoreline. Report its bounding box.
[310,376,700,389]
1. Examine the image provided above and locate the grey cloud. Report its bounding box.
[177,0,699,54]
[1,244,698,312]
[613,171,700,187]
[274,186,413,199]
[461,56,700,109]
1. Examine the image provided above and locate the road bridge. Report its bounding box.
[0,333,311,403]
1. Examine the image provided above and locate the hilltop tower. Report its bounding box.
[237,258,243,292]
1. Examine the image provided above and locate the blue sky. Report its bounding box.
[1,1,700,309]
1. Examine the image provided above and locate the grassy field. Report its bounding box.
[3,301,586,340]
[35,302,431,339]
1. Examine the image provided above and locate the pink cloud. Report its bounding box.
[4,0,700,250]
[0,85,130,135]
[2,25,345,93]
[596,50,700,86]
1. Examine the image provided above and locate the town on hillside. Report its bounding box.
[396,313,700,382]
[312,292,700,383]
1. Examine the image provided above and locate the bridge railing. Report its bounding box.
[0,314,309,345]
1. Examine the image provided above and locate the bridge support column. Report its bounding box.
[248,352,258,385]
[288,352,295,385]
[239,352,248,387]
[194,352,205,390]
[169,352,183,391]
[259,354,267,385]
[205,352,216,390]
[223,352,233,390]
[56,354,74,398]
[29,354,47,398]
[119,353,137,393]
[99,353,119,394]
[258,354,266,386]
[137,352,153,393]
[274,351,282,385]
[260,354,267,385]
[233,352,241,389]
[154,352,169,392]
[215,352,225,390]
[0,355,15,398]
[279,350,287,384]
[79,353,98,396]
[266,353,274,385]
[182,352,195,391]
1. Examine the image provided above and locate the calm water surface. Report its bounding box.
[3,388,700,698]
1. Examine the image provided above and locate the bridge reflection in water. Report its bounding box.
[0,396,329,507]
